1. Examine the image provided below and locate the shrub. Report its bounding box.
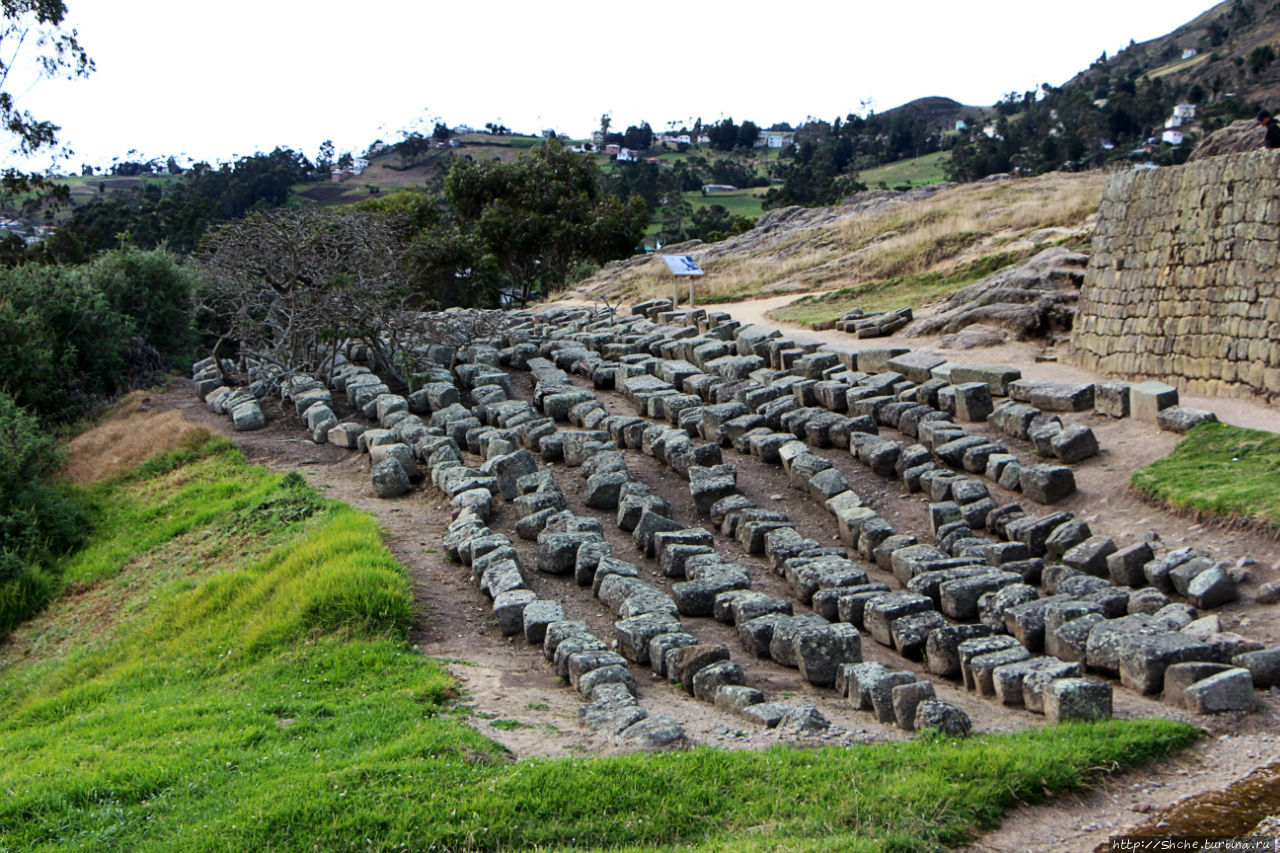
[0,393,92,630]
[76,248,199,366]
[0,265,133,420]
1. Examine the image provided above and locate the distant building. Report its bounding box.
[702,184,737,193]
[604,143,621,155]
[955,120,967,131]
[1182,48,1199,60]
[1173,104,1196,119]
[675,134,691,145]
[767,135,784,148]
[617,148,638,162]
[1162,129,1184,145]
[983,124,1002,140]
[541,128,556,138]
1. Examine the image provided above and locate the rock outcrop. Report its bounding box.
[905,248,1087,340]
[1188,118,1266,161]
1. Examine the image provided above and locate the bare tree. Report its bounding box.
[199,208,411,378]
[198,208,514,388]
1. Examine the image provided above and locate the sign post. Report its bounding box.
[660,254,704,308]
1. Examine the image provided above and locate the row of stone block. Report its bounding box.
[483,307,1264,712]
[194,353,269,431]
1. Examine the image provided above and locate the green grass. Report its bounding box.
[685,189,767,220]
[860,151,952,189]
[768,250,1025,327]
[0,435,1202,851]
[1131,421,1280,529]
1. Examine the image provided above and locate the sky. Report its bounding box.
[6,0,1223,173]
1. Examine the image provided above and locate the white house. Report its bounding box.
[1182,48,1199,60]
[675,134,691,145]
[767,135,784,148]
[617,148,638,162]
[1173,104,1196,120]
[955,120,967,131]
[1162,129,1184,145]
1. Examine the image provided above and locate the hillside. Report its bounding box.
[1070,0,1280,113]
[568,171,1103,314]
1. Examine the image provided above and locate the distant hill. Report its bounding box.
[875,97,990,131]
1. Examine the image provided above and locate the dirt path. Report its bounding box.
[154,348,1280,852]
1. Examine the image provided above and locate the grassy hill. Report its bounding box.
[572,170,1102,313]
[0,406,1199,851]
[859,151,951,189]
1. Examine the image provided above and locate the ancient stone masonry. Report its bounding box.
[191,294,1275,744]
[1070,151,1280,401]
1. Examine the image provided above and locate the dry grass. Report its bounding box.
[568,171,1104,308]
[63,393,210,486]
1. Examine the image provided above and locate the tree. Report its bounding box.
[432,122,451,141]
[0,1,93,203]
[442,141,647,305]
[199,208,417,380]
[621,121,653,150]
[316,139,335,171]
[1249,44,1275,76]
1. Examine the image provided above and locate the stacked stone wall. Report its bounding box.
[1069,151,1280,401]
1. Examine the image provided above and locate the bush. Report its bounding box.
[0,248,196,421]
[0,265,132,420]
[0,393,92,630]
[77,248,199,365]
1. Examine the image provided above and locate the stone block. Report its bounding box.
[925,624,994,677]
[1108,542,1155,587]
[1130,380,1178,424]
[1050,424,1099,464]
[864,592,934,647]
[692,660,746,702]
[1158,406,1218,434]
[1117,631,1214,695]
[953,382,994,422]
[913,700,971,736]
[492,590,537,636]
[795,623,863,686]
[1043,677,1112,722]
[521,600,565,645]
[669,643,731,690]
[1164,662,1255,713]
[891,680,936,731]
[1095,381,1131,418]
[1232,647,1280,688]
[615,612,682,664]
[1019,465,1076,504]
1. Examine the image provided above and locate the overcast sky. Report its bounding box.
[8,0,1220,172]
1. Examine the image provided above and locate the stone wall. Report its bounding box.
[1068,151,1280,402]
